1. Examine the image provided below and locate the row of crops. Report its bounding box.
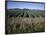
[7,9,45,17]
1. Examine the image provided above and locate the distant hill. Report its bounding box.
[6,8,45,17]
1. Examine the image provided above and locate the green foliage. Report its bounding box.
[8,9,45,17]
[35,12,42,17]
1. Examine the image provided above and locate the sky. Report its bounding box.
[7,2,45,10]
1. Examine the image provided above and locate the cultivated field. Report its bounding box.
[6,17,45,33]
[6,9,45,34]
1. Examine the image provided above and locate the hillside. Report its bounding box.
[7,8,45,17]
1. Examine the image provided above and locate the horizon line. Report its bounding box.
[7,8,45,10]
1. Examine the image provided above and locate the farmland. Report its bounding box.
[6,8,45,34]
